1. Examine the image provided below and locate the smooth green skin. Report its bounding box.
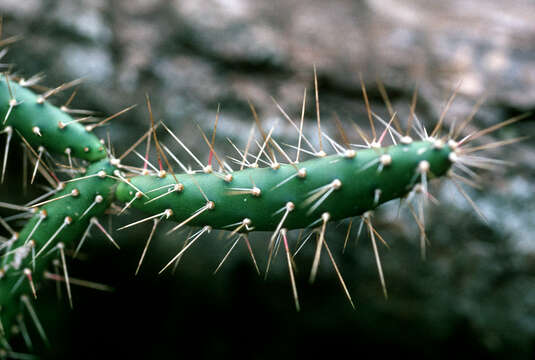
[0,76,106,161]
[116,141,452,231]
[0,159,117,341]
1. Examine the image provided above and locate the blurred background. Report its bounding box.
[1,0,534,358]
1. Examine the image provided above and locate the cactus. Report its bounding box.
[115,140,452,231]
[0,28,525,358]
[0,159,117,349]
[0,75,107,163]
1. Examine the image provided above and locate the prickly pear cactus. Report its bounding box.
[0,26,525,359]
[115,140,453,231]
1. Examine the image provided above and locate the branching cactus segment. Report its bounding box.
[0,159,117,341]
[116,140,452,231]
[0,75,106,162]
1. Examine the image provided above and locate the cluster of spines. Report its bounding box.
[110,111,460,309]
[108,80,525,313]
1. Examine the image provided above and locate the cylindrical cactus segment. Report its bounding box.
[0,75,106,161]
[0,159,117,341]
[115,140,453,231]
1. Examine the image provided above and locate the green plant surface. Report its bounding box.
[116,140,452,231]
[0,76,106,162]
[0,159,117,342]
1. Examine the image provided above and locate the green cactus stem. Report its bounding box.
[0,75,106,162]
[0,159,117,342]
[116,139,453,232]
